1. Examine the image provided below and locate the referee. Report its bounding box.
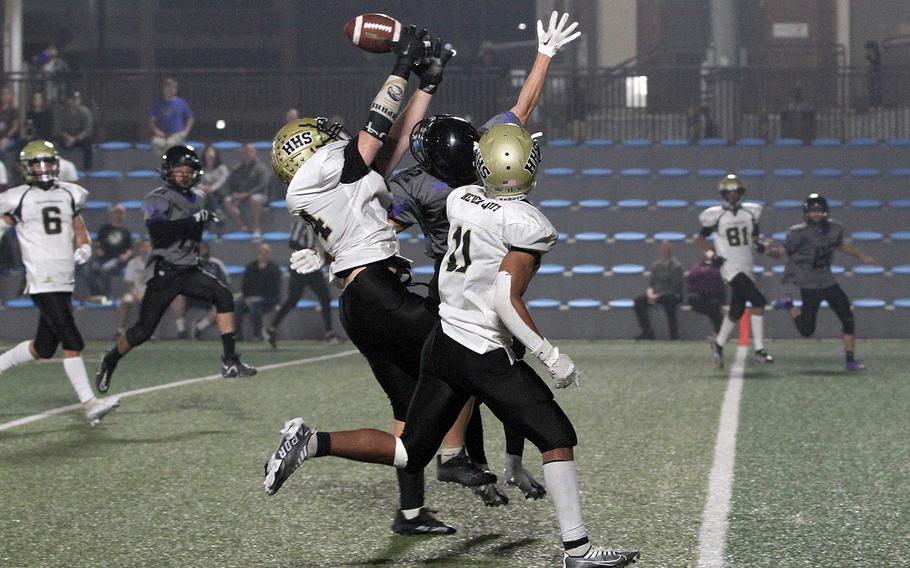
[95,145,256,392]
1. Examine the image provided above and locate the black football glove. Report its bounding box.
[710,255,726,268]
[754,241,767,254]
[415,37,456,94]
[387,25,427,77]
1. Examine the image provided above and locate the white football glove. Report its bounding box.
[534,339,581,389]
[73,244,92,265]
[537,11,581,58]
[290,248,323,275]
[192,209,216,223]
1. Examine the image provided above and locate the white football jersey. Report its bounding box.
[439,186,558,357]
[0,182,89,293]
[285,139,399,276]
[699,203,762,282]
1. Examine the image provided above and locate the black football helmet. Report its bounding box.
[410,115,480,186]
[160,145,203,188]
[803,193,829,224]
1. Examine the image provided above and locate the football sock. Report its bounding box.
[751,314,765,351]
[175,317,186,334]
[0,341,35,373]
[505,424,525,457]
[543,460,588,548]
[716,317,735,347]
[439,446,462,464]
[221,332,236,358]
[63,357,94,404]
[463,407,488,465]
[846,351,855,362]
[397,469,425,512]
[308,431,331,457]
[401,507,422,520]
[195,318,212,332]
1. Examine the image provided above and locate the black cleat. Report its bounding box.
[436,450,497,487]
[222,354,257,378]
[708,336,724,369]
[754,349,774,365]
[94,348,120,393]
[473,483,509,507]
[390,508,456,536]
[265,327,278,349]
[563,547,640,567]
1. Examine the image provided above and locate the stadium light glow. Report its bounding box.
[216,119,226,130]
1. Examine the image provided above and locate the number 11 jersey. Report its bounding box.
[438,185,557,356]
[699,203,763,282]
[0,182,88,294]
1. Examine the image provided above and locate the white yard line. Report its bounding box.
[696,345,748,568]
[0,349,358,432]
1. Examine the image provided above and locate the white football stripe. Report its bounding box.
[353,15,362,45]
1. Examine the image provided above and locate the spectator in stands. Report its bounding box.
[235,244,281,341]
[85,205,133,301]
[25,92,54,142]
[223,142,270,240]
[0,85,20,165]
[866,41,882,107]
[198,144,230,233]
[57,155,78,182]
[284,108,299,123]
[686,257,726,334]
[150,78,194,158]
[33,45,70,103]
[0,160,7,191]
[171,242,231,340]
[634,241,684,340]
[55,91,94,170]
[116,240,151,338]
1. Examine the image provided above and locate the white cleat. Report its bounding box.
[85,396,121,426]
[563,546,640,567]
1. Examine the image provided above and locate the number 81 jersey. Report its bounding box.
[0,182,89,294]
[699,203,762,282]
[438,185,557,355]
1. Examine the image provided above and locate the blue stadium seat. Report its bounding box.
[89,170,123,179]
[84,300,117,310]
[611,264,645,275]
[253,141,272,151]
[412,265,435,276]
[852,266,885,278]
[831,265,845,275]
[893,265,910,276]
[773,200,802,209]
[828,199,844,209]
[330,298,340,310]
[539,199,573,209]
[812,168,842,178]
[543,168,574,177]
[886,138,910,148]
[698,168,726,178]
[126,169,158,179]
[583,139,613,148]
[653,231,686,242]
[851,231,883,242]
[620,168,651,177]
[135,142,152,151]
[568,298,602,309]
[617,199,648,209]
[575,232,607,242]
[853,298,886,308]
[773,138,804,147]
[270,200,287,209]
[262,232,290,242]
[753,265,765,276]
[772,231,787,241]
[658,168,689,177]
[572,264,605,276]
[581,168,612,177]
[736,168,766,178]
[851,199,882,210]
[608,298,635,308]
[119,200,142,210]
[774,168,804,178]
[735,137,766,147]
[847,138,878,147]
[695,199,722,208]
[528,299,561,309]
[623,138,652,147]
[891,231,910,242]
[98,141,132,151]
[557,232,569,241]
[698,138,727,147]
[85,200,113,210]
[225,265,244,276]
[5,298,34,309]
[849,168,881,178]
[223,232,253,241]
[661,139,689,147]
[212,141,242,151]
[547,139,576,148]
[614,231,646,242]
[295,300,318,309]
[894,298,910,309]
[811,138,840,147]
[888,168,910,177]
[578,199,610,209]
[538,264,565,275]
[891,199,910,209]
[656,199,687,209]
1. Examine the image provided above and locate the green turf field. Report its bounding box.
[0,339,908,567]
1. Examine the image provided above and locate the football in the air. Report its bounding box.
[344,13,402,54]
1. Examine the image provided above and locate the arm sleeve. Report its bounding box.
[339,135,371,184]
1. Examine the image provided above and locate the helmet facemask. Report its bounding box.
[28,156,59,188]
[718,174,745,210]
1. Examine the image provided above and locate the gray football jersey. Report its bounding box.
[782,220,845,289]
[143,185,206,267]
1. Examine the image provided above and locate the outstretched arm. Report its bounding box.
[840,242,876,265]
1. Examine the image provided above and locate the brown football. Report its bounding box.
[344,13,402,54]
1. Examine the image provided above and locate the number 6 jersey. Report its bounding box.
[438,186,557,356]
[0,181,89,294]
[699,203,763,282]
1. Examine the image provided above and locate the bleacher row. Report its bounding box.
[1,136,905,340]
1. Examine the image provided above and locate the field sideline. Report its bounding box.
[1,339,907,567]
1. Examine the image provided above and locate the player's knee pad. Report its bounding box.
[213,285,234,313]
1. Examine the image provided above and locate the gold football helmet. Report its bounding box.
[718,173,745,207]
[271,117,346,184]
[20,139,60,186]
[473,123,541,201]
